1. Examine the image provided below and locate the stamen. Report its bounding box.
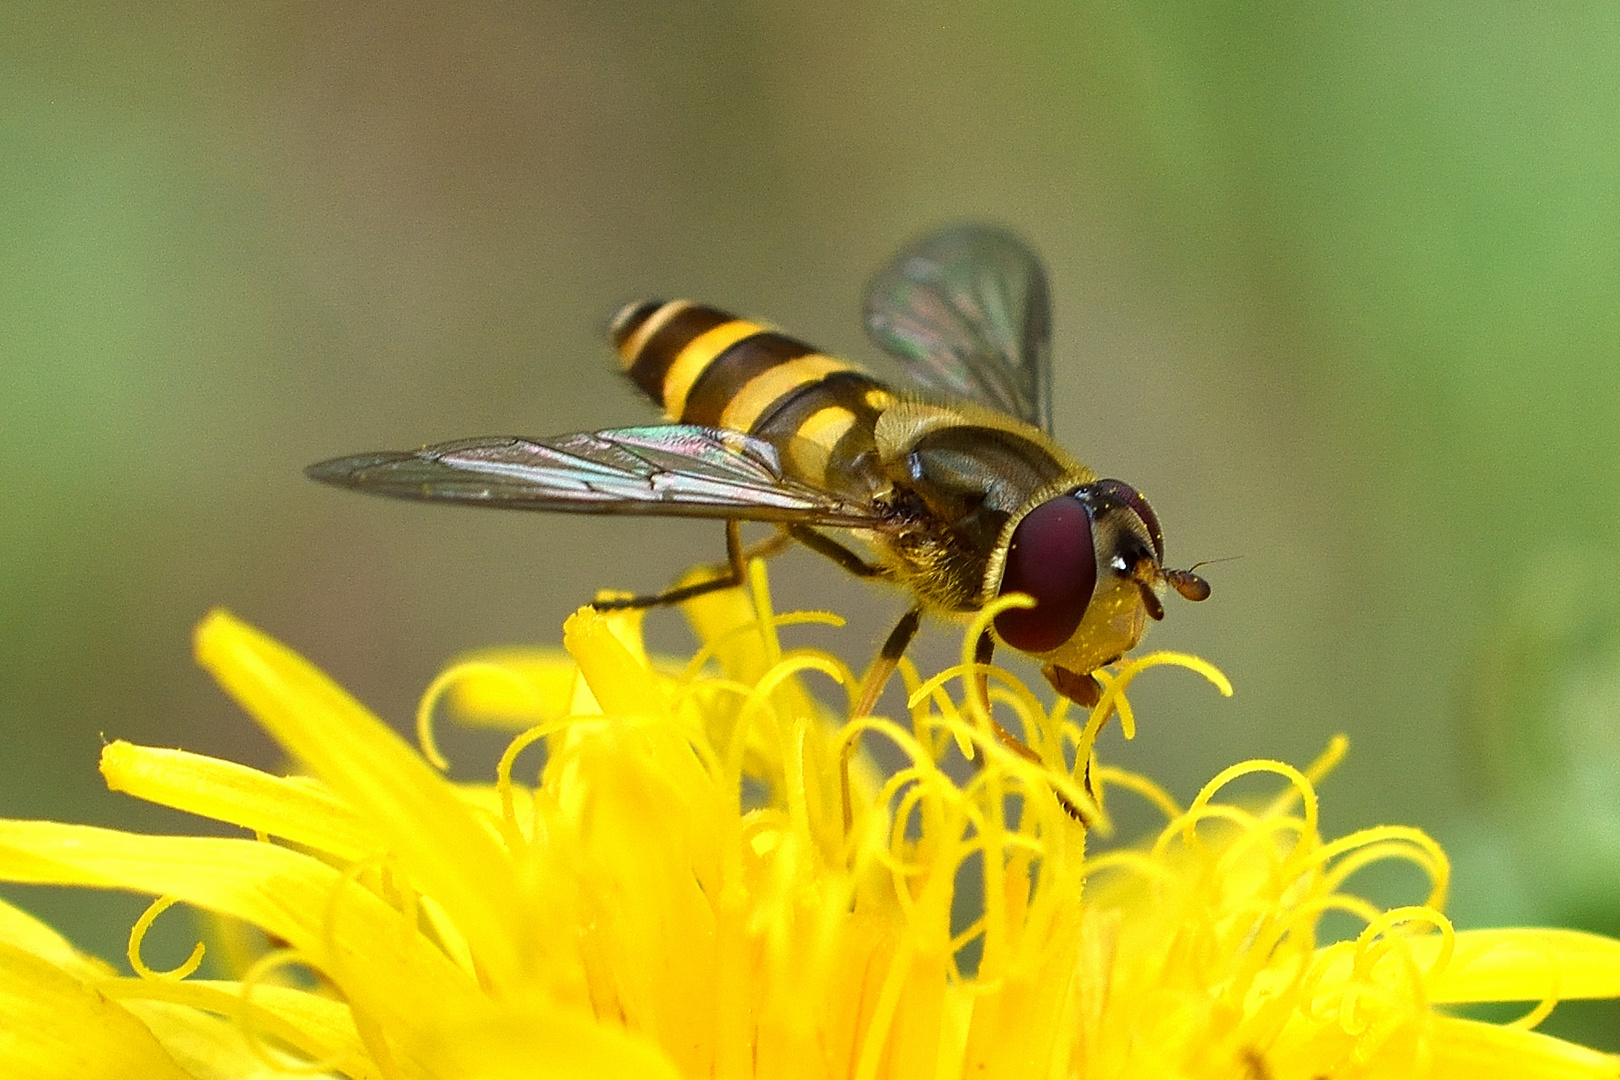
[417,660,548,772]
[237,948,351,1075]
[127,895,205,980]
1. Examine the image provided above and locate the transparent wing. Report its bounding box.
[863,222,1054,433]
[306,426,889,527]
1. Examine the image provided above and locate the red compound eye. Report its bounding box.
[993,496,1097,654]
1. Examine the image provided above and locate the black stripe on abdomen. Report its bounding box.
[680,331,818,427]
[611,300,735,407]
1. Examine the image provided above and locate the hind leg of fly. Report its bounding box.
[592,521,791,610]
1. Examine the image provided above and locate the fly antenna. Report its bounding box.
[1162,554,1239,604]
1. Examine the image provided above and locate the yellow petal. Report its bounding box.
[100,741,379,861]
[563,606,663,716]
[0,819,478,1050]
[193,609,532,990]
[442,647,580,726]
[422,995,684,1080]
[0,938,191,1080]
[455,782,537,845]
[101,978,381,1080]
[1419,928,1620,1003]
[680,578,773,683]
[1425,1014,1620,1079]
[0,893,112,982]
[442,647,695,728]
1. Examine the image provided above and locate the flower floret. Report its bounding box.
[0,565,1616,1079]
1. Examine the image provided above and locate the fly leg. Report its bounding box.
[735,522,903,834]
[971,632,1043,764]
[842,606,922,832]
[783,523,899,715]
[854,606,921,719]
[593,521,789,610]
[595,521,878,611]
[784,524,891,579]
[973,632,1094,825]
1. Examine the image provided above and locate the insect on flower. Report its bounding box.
[307,223,1210,717]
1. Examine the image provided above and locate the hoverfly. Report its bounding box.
[307,224,1209,719]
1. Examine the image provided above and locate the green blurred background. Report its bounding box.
[5,0,1620,1048]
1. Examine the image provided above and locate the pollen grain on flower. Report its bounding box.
[0,563,1615,1079]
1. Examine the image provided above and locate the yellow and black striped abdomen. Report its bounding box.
[610,299,894,491]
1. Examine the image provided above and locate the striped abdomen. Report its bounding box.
[610,299,894,493]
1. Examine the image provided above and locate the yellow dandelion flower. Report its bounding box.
[2,563,1619,1079]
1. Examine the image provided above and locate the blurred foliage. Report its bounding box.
[4,0,1620,1049]
[1461,548,1620,931]
[1453,548,1620,1046]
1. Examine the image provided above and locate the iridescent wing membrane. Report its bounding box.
[305,426,886,527]
[309,223,1051,534]
[863,223,1054,434]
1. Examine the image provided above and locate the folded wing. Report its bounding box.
[306,426,888,527]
